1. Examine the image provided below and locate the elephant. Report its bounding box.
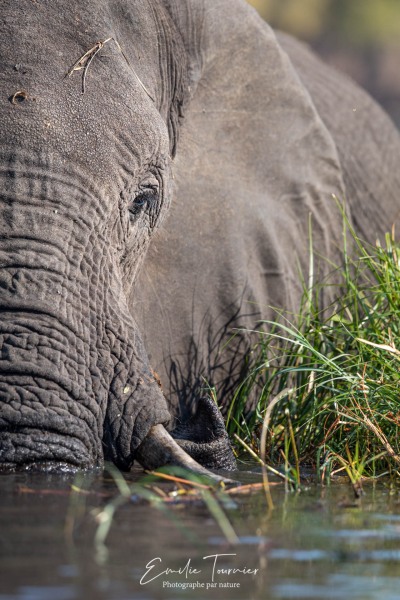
[0,0,399,476]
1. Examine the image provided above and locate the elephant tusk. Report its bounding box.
[135,424,236,485]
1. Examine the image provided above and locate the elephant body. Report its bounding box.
[0,0,399,473]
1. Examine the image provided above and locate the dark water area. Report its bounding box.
[1,465,400,600]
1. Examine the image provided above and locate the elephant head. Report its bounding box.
[2,0,398,476]
[0,0,238,476]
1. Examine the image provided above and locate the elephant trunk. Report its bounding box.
[0,153,172,471]
[0,175,107,468]
[0,309,104,469]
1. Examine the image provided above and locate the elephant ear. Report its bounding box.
[163,0,348,302]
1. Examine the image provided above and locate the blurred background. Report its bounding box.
[247,0,400,127]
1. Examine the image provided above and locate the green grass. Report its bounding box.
[227,218,400,483]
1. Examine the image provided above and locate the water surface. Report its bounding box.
[1,466,400,599]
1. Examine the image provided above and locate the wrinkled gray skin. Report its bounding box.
[0,0,399,474]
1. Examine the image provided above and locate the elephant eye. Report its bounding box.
[129,188,159,221]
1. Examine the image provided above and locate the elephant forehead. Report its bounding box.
[0,0,170,183]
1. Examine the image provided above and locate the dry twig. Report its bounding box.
[66,36,154,99]
[145,470,213,490]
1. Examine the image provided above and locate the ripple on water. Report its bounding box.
[274,574,400,600]
[0,587,78,600]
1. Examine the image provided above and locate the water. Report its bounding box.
[1,465,400,600]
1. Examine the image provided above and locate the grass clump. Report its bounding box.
[227,223,400,482]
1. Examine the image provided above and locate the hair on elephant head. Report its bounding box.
[1,0,399,476]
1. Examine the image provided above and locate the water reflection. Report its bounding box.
[1,468,400,599]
